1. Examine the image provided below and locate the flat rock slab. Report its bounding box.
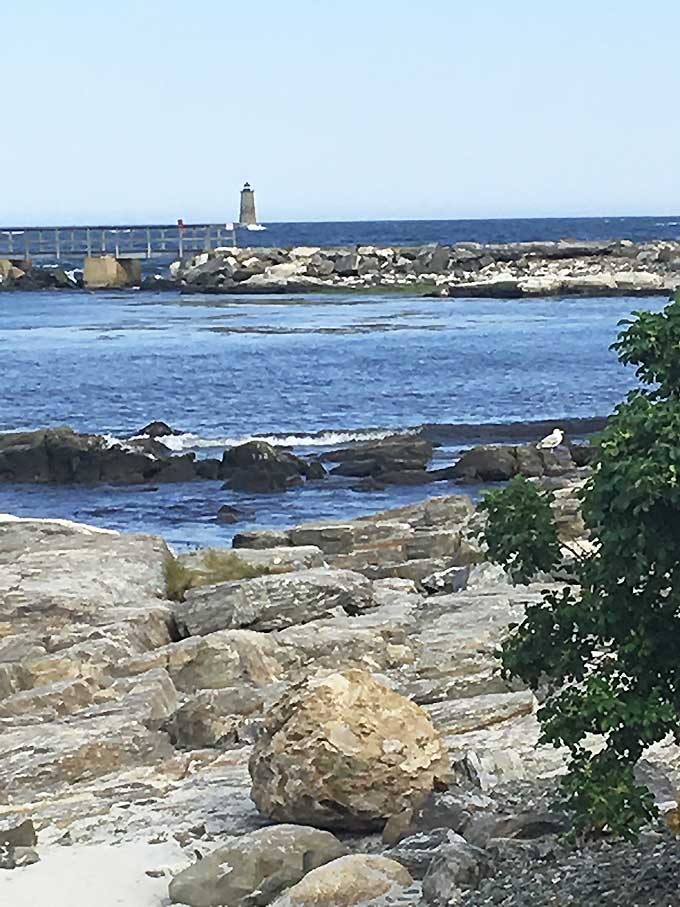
[0,714,174,801]
[175,567,374,635]
[0,515,170,614]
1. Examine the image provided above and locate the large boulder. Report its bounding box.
[569,441,596,467]
[174,568,374,636]
[446,277,523,298]
[551,481,587,541]
[180,253,239,289]
[168,824,347,907]
[333,253,360,276]
[1,713,174,800]
[414,245,451,276]
[232,529,292,549]
[450,445,518,483]
[0,513,175,721]
[385,828,463,880]
[269,855,412,907]
[220,441,323,493]
[249,669,449,831]
[125,629,285,694]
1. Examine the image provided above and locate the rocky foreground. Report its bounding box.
[3,487,680,906]
[3,239,680,297]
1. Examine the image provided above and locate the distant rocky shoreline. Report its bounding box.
[2,239,680,296]
[0,421,598,501]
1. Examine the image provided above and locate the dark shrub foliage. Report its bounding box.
[486,292,680,838]
[480,476,561,583]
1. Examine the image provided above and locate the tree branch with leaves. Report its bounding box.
[481,291,680,839]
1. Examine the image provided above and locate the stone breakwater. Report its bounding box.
[175,239,680,297]
[3,239,680,295]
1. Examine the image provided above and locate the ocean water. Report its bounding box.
[237,215,680,249]
[0,285,664,548]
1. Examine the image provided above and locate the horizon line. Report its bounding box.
[2,212,680,230]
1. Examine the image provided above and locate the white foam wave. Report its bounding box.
[102,433,135,451]
[101,433,156,459]
[131,427,413,452]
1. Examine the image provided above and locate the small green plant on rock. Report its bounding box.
[164,554,196,602]
[482,291,680,840]
[164,549,273,602]
[480,475,561,583]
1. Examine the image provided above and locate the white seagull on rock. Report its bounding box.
[536,427,564,450]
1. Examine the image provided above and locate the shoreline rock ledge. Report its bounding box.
[4,505,680,906]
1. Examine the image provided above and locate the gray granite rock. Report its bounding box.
[421,836,488,906]
[169,824,347,906]
[174,567,374,635]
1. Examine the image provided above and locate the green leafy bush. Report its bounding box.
[480,475,561,583]
[490,291,680,839]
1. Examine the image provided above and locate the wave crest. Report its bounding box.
[131,427,410,452]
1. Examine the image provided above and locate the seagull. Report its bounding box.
[536,427,564,450]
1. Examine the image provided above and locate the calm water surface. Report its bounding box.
[0,289,662,547]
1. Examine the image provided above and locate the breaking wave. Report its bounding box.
[130,427,413,452]
[101,434,156,459]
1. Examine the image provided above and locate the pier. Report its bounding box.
[0,222,237,288]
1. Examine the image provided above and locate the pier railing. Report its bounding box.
[0,223,236,261]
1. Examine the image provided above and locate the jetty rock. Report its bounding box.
[174,239,680,297]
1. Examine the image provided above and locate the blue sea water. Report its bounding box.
[237,215,680,249]
[0,278,665,548]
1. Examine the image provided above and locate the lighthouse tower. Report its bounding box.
[238,182,257,226]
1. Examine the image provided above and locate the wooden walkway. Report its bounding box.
[0,223,236,260]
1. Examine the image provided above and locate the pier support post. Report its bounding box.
[83,256,142,289]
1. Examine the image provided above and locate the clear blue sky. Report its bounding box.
[2,0,679,224]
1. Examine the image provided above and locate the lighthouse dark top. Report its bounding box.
[239,183,257,226]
